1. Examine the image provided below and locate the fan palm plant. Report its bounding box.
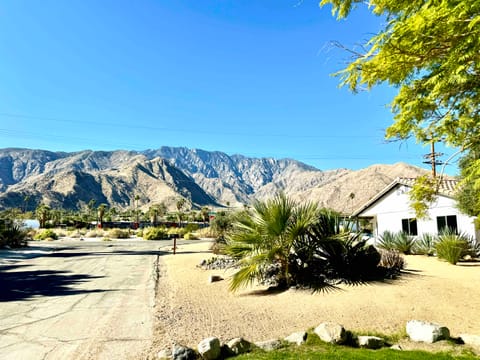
[226,193,319,292]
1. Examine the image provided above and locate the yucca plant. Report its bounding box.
[435,230,470,265]
[412,233,437,256]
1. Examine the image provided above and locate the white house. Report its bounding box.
[353,177,479,241]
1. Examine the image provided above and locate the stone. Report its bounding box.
[156,348,172,359]
[209,275,223,283]
[459,334,480,348]
[406,320,450,343]
[357,336,384,349]
[314,322,347,344]
[172,344,196,360]
[198,337,221,360]
[284,331,307,345]
[254,339,282,351]
[226,337,251,355]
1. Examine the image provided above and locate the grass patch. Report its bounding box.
[235,342,477,360]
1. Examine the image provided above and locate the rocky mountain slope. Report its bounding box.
[0,147,427,213]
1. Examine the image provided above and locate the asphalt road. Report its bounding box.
[0,239,174,360]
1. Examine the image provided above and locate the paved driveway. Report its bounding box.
[0,239,169,360]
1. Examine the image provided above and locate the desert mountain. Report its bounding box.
[0,147,428,213]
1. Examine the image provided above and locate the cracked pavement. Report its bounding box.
[0,239,167,360]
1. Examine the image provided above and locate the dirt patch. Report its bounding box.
[151,241,480,352]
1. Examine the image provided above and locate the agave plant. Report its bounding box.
[226,193,320,291]
[377,231,415,254]
[412,233,437,256]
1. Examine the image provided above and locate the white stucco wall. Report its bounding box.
[359,185,478,240]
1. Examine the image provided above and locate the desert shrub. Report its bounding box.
[183,232,198,240]
[377,231,415,254]
[102,237,112,242]
[167,227,186,238]
[108,228,131,239]
[34,229,58,241]
[435,232,470,265]
[85,229,104,238]
[195,226,215,238]
[0,222,30,248]
[378,250,405,274]
[184,223,199,233]
[210,239,227,255]
[143,227,168,240]
[412,233,437,255]
[136,228,143,238]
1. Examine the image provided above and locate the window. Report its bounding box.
[401,218,418,236]
[436,215,458,234]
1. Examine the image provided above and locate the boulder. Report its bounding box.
[254,339,282,351]
[314,322,347,344]
[357,336,384,349]
[198,337,221,360]
[459,334,480,348]
[284,331,307,345]
[156,348,172,359]
[172,344,196,360]
[406,320,450,343]
[226,337,251,355]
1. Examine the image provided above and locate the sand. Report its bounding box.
[152,240,480,350]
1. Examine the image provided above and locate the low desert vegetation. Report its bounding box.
[107,228,131,239]
[33,229,58,241]
[143,227,168,240]
[0,221,30,248]
[225,193,404,292]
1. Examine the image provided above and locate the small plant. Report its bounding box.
[0,222,30,248]
[183,232,198,240]
[136,228,143,238]
[86,229,104,238]
[435,232,470,265]
[378,250,405,273]
[377,231,415,254]
[102,237,112,242]
[143,227,168,240]
[167,227,186,238]
[107,228,131,239]
[412,233,437,256]
[34,229,58,241]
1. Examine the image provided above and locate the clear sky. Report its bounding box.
[0,0,457,174]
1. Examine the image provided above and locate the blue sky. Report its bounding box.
[0,0,457,174]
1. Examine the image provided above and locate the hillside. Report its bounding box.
[0,147,427,213]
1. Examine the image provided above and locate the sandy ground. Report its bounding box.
[152,240,480,351]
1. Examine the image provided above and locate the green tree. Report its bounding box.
[36,204,51,229]
[321,0,480,149]
[226,193,320,291]
[97,204,108,228]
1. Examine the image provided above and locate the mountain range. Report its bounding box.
[0,147,427,213]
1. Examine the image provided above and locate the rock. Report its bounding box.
[198,337,221,360]
[357,336,384,349]
[390,344,403,351]
[156,348,172,359]
[172,344,196,360]
[254,339,282,351]
[406,320,450,343]
[284,331,307,345]
[209,275,223,283]
[459,334,480,348]
[226,337,251,355]
[314,322,347,344]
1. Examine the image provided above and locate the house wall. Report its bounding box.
[360,185,478,240]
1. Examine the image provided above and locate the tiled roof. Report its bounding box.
[396,177,459,197]
[352,176,459,216]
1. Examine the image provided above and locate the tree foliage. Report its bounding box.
[321,0,480,148]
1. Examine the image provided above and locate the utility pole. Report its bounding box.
[423,140,444,178]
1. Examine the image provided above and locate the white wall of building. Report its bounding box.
[360,185,478,240]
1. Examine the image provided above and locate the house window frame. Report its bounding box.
[436,215,458,234]
[401,218,418,236]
